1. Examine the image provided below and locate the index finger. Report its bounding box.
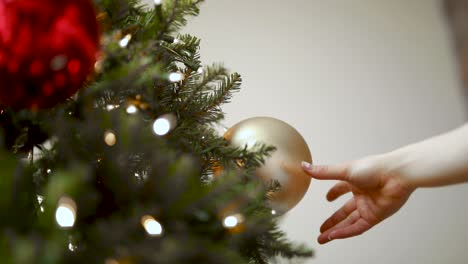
[301,162,349,181]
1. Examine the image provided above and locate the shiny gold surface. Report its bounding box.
[225,117,312,214]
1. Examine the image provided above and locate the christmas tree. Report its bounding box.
[0,0,313,263]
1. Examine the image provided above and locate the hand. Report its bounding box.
[302,155,415,244]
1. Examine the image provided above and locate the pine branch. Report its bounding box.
[181,64,228,110]
[193,73,242,123]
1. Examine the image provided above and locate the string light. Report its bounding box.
[271,209,277,216]
[37,195,44,213]
[153,118,170,136]
[154,0,162,5]
[223,216,238,228]
[68,241,77,252]
[47,169,52,174]
[152,113,178,136]
[223,214,244,229]
[173,38,180,44]
[106,104,119,111]
[55,196,77,228]
[126,105,138,114]
[197,67,204,74]
[104,131,117,146]
[141,215,163,236]
[119,34,132,48]
[168,72,184,82]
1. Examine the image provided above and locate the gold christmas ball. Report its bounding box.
[224,117,312,214]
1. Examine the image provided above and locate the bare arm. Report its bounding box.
[388,123,468,188]
[302,123,468,244]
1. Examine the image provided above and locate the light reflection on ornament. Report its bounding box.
[119,34,132,48]
[50,55,68,71]
[168,72,184,82]
[141,215,163,236]
[55,196,77,228]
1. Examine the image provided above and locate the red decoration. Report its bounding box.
[0,0,99,109]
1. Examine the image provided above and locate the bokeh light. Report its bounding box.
[153,117,171,136]
[119,34,132,48]
[141,215,163,236]
[104,131,117,146]
[55,196,77,228]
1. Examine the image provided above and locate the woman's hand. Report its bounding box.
[302,155,414,244]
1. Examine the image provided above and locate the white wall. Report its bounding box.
[146,0,468,263]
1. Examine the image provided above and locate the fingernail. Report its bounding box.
[301,161,312,169]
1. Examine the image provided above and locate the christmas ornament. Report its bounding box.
[224,117,312,214]
[0,0,99,109]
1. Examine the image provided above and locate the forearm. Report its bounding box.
[387,123,468,188]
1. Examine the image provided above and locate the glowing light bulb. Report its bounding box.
[37,195,45,213]
[153,117,171,136]
[168,72,184,82]
[55,196,77,228]
[173,38,180,44]
[104,131,117,146]
[37,195,43,204]
[271,210,277,215]
[154,0,162,5]
[126,105,138,114]
[119,34,132,48]
[68,241,77,252]
[141,215,163,236]
[197,67,204,74]
[223,215,238,228]
[106,104,116,111]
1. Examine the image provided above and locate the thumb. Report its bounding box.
[301,161,349,181]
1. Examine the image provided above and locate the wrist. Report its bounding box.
[380,147,419,191]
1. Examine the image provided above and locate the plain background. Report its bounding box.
[143,0,468,263]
